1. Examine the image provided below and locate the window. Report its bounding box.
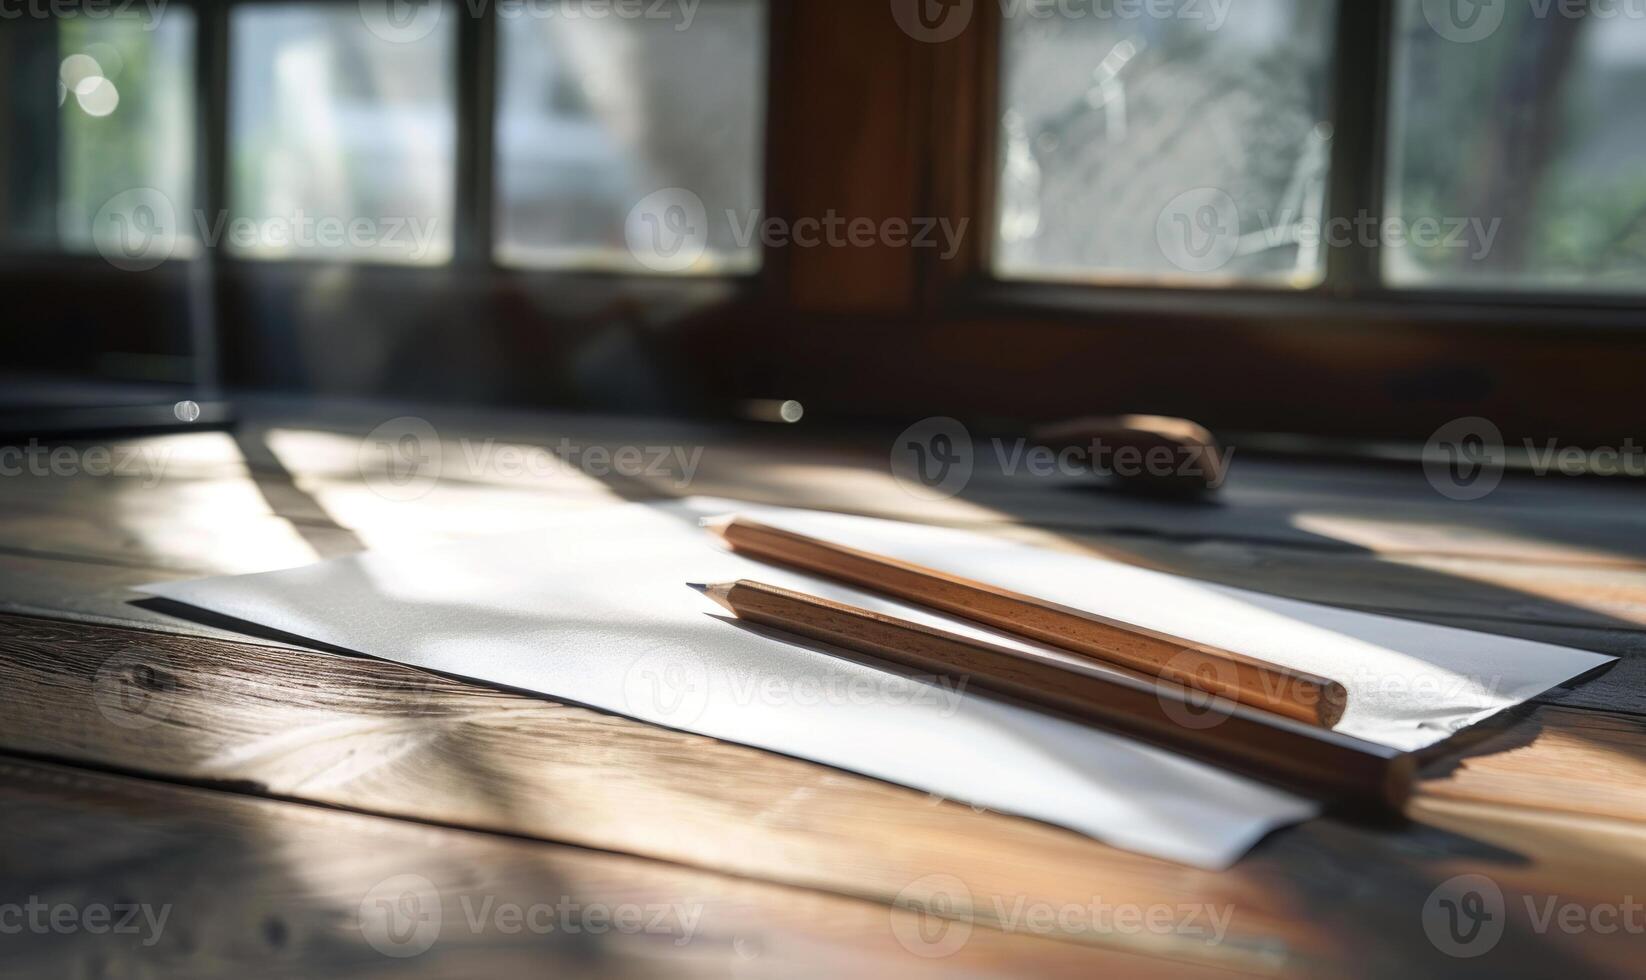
[229,3,456,265]
[993,0,1337,287]
[1386,0,1646,292]
[493,0,766,273]
[1,11,196,261]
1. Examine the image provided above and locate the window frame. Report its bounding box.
[5,0,1645,446]
[930,0,1646,325]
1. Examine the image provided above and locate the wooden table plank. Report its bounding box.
[13,481,1646,634]
[7,400,1646,978]
[0,756,1196,978]
[1,610,1642,976]
[0,612,1309,973]
[8,434,1646,646]
[7,403,1646,571]
[1417,705,1646,821]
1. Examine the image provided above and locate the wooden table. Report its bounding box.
[2,399,1642,977]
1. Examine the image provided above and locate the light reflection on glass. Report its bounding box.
[2,13,199,255]
[994,0,1337,287]
[229,4,456,265]
[493,0,766,273]
[1386,1,1646,291]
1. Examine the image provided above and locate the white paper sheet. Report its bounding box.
[139,499,1614,868]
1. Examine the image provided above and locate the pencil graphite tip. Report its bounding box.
[697,515,736,535]
[686,581,736,613]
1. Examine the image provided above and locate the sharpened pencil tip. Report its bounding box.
[685,582,710,594]
[686,581,737,614]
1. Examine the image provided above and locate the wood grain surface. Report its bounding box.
[1,398,1643,977]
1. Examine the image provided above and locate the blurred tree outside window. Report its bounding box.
[0,11,196,256]
[1387,0,1646,291]
[994,0,1337,287]
[229,3,456,265]
[493,0,766,273]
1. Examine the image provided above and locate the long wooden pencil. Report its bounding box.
[704,516,1347,728]
[691,579,1410,813]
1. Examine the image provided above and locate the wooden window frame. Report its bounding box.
[5,0,1644,446]
[742,0,1646,447]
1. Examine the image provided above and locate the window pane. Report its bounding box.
[994,0,1337,286]
[1386,2,1646,292]
[1,11,196,257]
[494,0,766,273]
[229,4,455,265]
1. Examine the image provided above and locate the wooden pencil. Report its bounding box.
[691,580,1410,813]
[704,516,1347,728]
